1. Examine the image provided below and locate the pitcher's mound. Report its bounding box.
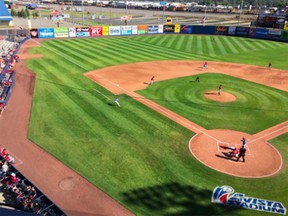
[189,129,282,178]
[204,91,236,102]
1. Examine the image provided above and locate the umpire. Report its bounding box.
[237,146,246,162]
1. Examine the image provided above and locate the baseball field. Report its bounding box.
[23,35,288,215]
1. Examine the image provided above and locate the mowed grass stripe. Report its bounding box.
[204,36,216,56]
[196,36,204,55]
[217,36,234,54]
[172,35,186,50]
[221,37,239,54]
[116,37,207,60]
[43,41,96,70]
[41,42,90,70]
[229,37,251,53]
[249,39,270,50]
[51,40,112,69]
[165,35,180,48]
[185,35,194,52]
[106,38,181,61]
[131,35,217,60]
[33,59,155,135]
[236,38,262,52]
[213,36,228,55]
[155,35,171,46]
[68,39,141,66]
[35,60,146,135]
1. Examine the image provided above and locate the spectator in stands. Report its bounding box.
[5,153,15,163]
[0,161,9,177]
[1,147,7,156]
[0,103,6,115]
[10,172,18,184]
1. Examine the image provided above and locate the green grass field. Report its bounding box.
[26,35,288,215]
[137,73,288,134]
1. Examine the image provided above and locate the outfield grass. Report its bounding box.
[26,35,288,215]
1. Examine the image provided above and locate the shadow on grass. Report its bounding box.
[121,182,241,216]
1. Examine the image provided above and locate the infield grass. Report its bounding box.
[137,73,288,134]
[26,35,288,215]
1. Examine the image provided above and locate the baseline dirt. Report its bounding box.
[0,39,133,216]
[86,60,288,178]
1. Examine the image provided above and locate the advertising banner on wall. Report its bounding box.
[102,26,109,36]
[268,29,282,39]
[76,27,90,37]
[163,25,175,33]
[90,26,102,37]
[248,28,256,37]
[158,25,163,33]
[30,29,38,38]
[148,25,159,34]
[215,26,228,35]
[228,26,236,35]
[109,26,121,36]
[69,27,76,37]
[132,25,138,34]
[38,28,54,39]
[180,25,192,34]
[121,26,132,35]
[236,27,250,36]
[138,25,148,34]
[174,24,180,33]
[54,27,68,38]
[191,26,216,34]
[281,30,288,40]
[255,28,269,38]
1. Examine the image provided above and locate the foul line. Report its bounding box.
[249,125,288,144]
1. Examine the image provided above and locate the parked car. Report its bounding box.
[26,3,38,9]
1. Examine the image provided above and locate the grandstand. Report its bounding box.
[0,36,66,215]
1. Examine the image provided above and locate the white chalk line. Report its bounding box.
[249,125,288,144]
[188,135,281,178]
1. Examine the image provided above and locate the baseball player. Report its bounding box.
[218,85,222,95]
[202,62,208,71]
[236,146,246,162]
[114,97,120,107]
[150,76,155,85]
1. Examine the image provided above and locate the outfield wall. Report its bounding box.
[28,25,288,42]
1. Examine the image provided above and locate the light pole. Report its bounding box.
[71,0,74,26]
[203,5,207,26]
[82,0,84,26]
[238,0,244,26]
[162,1,165,24]
[37,0,42,26]
[100,1,102,25]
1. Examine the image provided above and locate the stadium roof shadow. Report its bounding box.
[121,182,242,215]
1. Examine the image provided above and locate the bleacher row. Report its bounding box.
[0,38,66,215]
[0,39,19,117]
[0,147,66,215]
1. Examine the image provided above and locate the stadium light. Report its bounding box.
[71,0,74,26]
[162,1,166,24]
[82,0,84,26]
